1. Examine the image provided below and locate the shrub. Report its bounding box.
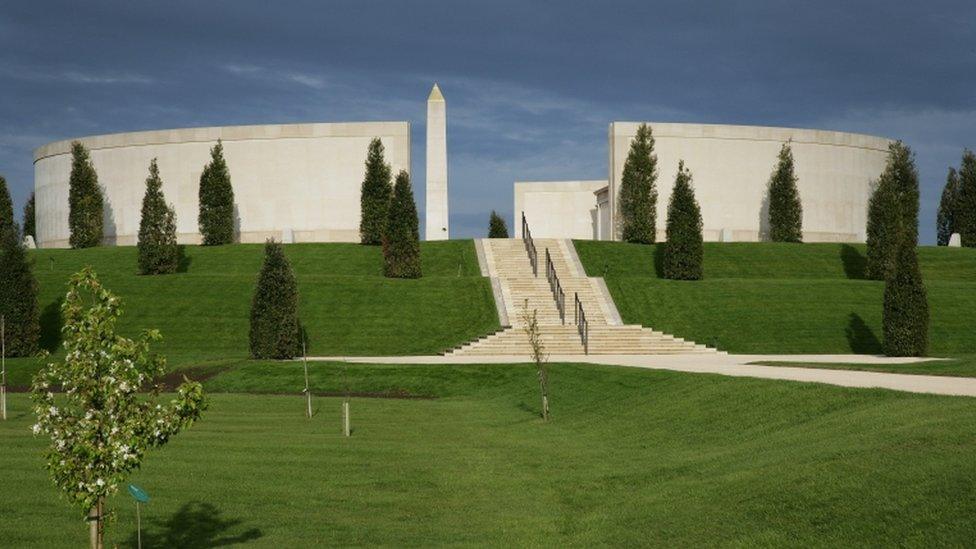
[383,170,422,278]
[767,142,803,242]
[883,230,929,356]
[137,159,179,275]
[488,210,509,238]
[68,141,104,248]
[866,142,918,279]
[619,123,658,244]
[0,175,13,236]
[249,239,302,359]
[23,191,35,240]
[0,199,40,357]
[359,138,393,245]
[959,149,976,247]
[198,140,235,245]
[663,161,703,280]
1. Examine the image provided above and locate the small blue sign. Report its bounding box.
[128,484,150,504]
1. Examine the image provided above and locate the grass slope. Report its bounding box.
[13,241,496,371]
[575,241,976,355]
[3,363,976,546]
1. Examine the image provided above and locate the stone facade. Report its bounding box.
[33,121,410,248]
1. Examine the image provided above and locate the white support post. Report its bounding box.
[342,401,350,437]
[302,339,311,419]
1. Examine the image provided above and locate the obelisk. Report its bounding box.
[425,83,449,240]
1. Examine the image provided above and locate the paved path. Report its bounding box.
[306,353,976,398]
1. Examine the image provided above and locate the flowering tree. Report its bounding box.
[31,267,206,548]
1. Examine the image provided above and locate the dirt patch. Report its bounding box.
[210,389,436,400]
[155,364,234,391]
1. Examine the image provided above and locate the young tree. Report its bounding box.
[23,191,36,241]
[0,210,40,357]
[30,268,205,548]
[0,175,13,236]
[883,229,929,356]
[359,138,393,245]
[488,210,509,238]
[663,161,704,280]
[959,149,976,247]
[68,142,104,249]
[520,299,549,421]
[766,142,803,242]
[865,142,919,280]
[618,123,658,244]
[198,140,235,245]
[249,239,302,359]
[137,159,179,275]
[936,168,961,246]
[383,170,422,278]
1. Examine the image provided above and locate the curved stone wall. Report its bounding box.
[608,122,893,242]
[33,121,410,248]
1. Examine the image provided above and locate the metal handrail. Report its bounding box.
[545,248,566,325]
[521,212,538,277]
[574,292,589,355]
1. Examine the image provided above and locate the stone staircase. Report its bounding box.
[446,238,716,356]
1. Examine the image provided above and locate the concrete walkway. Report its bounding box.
[306,353,976,398]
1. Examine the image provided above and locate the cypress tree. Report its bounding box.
[0,175,14,236]
[663,161,703,280]
[767,142,803,242]
[488,210,509,238]
[359,138,393,245]
[0,218,40,357]
[68,141,104,249]
[23,191,36,240]
[198,140,235,245]
[883,228,929,357]
[619,124,658,244]
[383,170,422,279]
[249,239,302,359]
[936,168,961,246]
[137,159,179,275]
[865,142,918,280]
[959,149,976,247]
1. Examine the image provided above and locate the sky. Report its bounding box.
[1,1,974,243]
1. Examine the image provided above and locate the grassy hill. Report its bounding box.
[4,362,976,546]
[575,241,976,355]
[14,241,497,371]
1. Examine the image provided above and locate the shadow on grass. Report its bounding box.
[653,244,665,278]
[845,312,882,354]
[177,245,192,273]
[840,244,866,280]
[39,297,63,352]
[125,501,262,548]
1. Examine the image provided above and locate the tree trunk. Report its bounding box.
[88,497,104,549]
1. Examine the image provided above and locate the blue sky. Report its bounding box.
[1,1,973,243]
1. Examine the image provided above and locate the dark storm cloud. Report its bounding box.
[1,0,974,241]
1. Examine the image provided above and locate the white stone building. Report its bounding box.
[515,122,894,243]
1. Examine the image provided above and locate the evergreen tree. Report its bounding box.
[383,170,422,278]
[359,138,393,245]
[883,228,929,356]
[137,159,179,275]
[936,168,961,246]
[865,142,919,280]
[0,175,14,237]
[663,161,703,280]
[249,239,302,359]
[488,210,509,238]
[766,142,803,242]
[0,218,40,357]
[959,149,976,247]
[68,142,104,249]
[23,191,36,240]
[198,140,235,245]
[618,124,658,244]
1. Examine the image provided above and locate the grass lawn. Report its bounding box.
[751,354,976,378]
[575,241,976,355]
[5,241,497,378]
[3,362,976,546]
